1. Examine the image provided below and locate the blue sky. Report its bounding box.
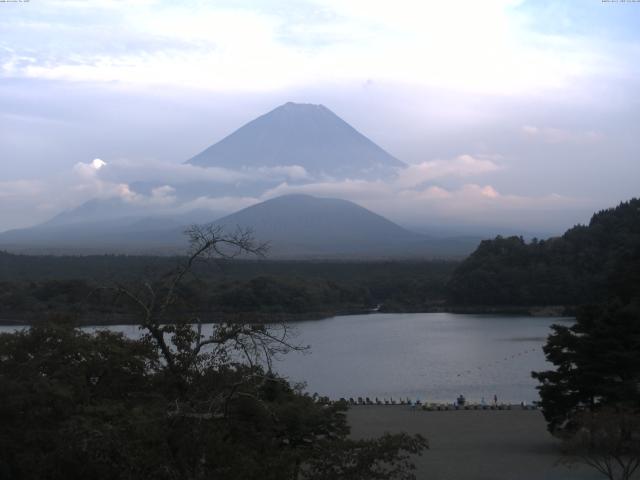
[1,0,639,233]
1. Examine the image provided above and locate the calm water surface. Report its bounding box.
[1,313,572,403]
[274,312,572,403]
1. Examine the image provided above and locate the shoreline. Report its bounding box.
[0,309,369,328]
[381,304,575,317]
[0,305,575,327]
[345,401,537,410]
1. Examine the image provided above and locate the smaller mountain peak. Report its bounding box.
[273,193,316,199]
[259,193,319,205]
[279,102,327,111]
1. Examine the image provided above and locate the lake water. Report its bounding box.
[274,313,571,404]
[0,313,572,404]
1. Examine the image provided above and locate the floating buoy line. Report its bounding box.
[453,346,543,378]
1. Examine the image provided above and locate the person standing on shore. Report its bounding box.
[493,394,498,405]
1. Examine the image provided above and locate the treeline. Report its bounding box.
[448,198,640,306]
[530,208,640,474]
[4,198,638,320]
[0,257,456,324]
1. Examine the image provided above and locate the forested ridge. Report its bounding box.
[0,257,454,324]
[530,203,640,479]
[2,198,639,321]
[447,198,640,306]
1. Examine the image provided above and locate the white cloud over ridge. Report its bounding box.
[261,178,582,229]
[0,152,589,233]
[395,155,502,188]
[521,125,604,144]
[93,159,311,186]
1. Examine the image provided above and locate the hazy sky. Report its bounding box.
[1,0,639,233]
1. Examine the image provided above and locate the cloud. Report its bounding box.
[121,185,177,207]
[1,1,636,235]
[254,172,587,231]
[96,160,248,185]
[252,165,310,181]
[91,158,106,170]
[176,195,260,214]
[0,153,595,234]
[395,155,502,188]
[0,179,44,199]
[71,159,139,201]
[0,154,316,231]
[0,178,71,230]
[72,157,107,179]
[263,178,392,201]
[94,159,311,186]
[382,184,586,230]
[2,0,631,96]
[398,186,452,201]
[0,159,182,230]
[521,125,603,144]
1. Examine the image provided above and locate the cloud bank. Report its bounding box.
[1,0,637,235]
[0,154,592,234]
[2,0,636,96]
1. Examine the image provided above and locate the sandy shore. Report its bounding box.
[348,406,616,480]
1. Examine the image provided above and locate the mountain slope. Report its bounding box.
[187,102,405,178]
[17,102,405,232]
[213,194,443,258]
[0,194,479,258]
[0,212,218,254]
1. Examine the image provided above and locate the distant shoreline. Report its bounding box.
[421,304,575,317]
[0,305,575,327]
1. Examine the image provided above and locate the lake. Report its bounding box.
[274,312,571,404]
[0,312,572,404]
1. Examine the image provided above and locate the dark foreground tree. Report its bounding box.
[561,408,640,480]
[533,299,640,480]
[532,301,640,433]
[0,225,427,480]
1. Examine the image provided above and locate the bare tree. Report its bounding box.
[4,224,428,479]
[111,224,306,416]
[561,408,640,480]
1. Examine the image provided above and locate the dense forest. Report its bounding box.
[0,256,455,325]
[530,203,640,479]
[2,198,639,324]
[447,198,640,306]
[0,230,428,479]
